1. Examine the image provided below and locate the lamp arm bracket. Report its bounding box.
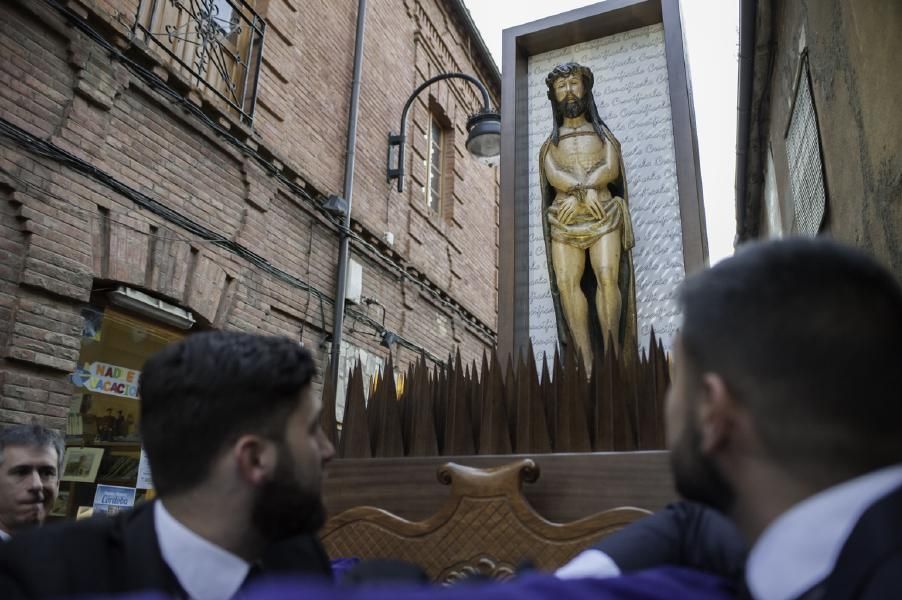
[387,72,494,193]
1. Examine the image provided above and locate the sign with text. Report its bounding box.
[93,484,136,515]
[136,449,153,490]
[72,362,141,399]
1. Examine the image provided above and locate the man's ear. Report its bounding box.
[696,373,738,455]
[233,435,278,485]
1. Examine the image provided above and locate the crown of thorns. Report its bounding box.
[545,63,594,90]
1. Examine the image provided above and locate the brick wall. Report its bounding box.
[0,0,500,429]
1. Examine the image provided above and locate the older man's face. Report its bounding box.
[0,445,60,533]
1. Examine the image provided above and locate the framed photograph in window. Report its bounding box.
[49,489,71,517]
[60,447,105,483]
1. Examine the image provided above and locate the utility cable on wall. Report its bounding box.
[0,123,443,365]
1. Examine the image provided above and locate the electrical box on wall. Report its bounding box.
[346,257,363,304]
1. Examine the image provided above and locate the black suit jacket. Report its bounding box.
[0,500,332,599]
[591,501,748,585]
[817,482,902,600]
[587,487,902,600]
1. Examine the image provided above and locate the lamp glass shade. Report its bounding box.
[465,111,501,160]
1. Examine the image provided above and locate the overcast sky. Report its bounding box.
[463,0,740,265]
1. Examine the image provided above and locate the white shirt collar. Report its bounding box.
[746,464,902,600]
[154,500,250,600]
[0,528,10,541]
[555,549,622,579]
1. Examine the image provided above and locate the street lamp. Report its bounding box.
[386,72,500,192]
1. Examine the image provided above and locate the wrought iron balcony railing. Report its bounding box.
[133,0,265,124]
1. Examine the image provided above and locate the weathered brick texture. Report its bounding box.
[0,0,500,429]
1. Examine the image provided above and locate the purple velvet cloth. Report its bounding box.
[330,557,361,582]
[100,567,736,600]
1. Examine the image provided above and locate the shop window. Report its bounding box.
[55,293,194,521]
[133,0,265,124]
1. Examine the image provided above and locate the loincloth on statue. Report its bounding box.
[546,193,635,251]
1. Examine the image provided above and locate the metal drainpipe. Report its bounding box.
[329,0,367,401]
[734,0,757,244]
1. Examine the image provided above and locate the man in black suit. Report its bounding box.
[668,239,902,599]
[558,239,902,599]
[0,331,335,598]
[557,501,747,586]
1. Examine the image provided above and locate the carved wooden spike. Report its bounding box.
[554,349,569,452]
[655,337,670,449]
[594,344,615,451]
[586,349,600,449]
[319,359,338,449]
[574,348,592,443]
[370,355,404,458]
[443,349,475,455]
[367,360,381,450]
[638,329,659,450]
[539,348,555,449]
[338,362,371,459]
[478,350,512,454]
[565,347,591,452]
[616,354,639,451]
[504,352,516,449]
[408,356,438,457]
[548,348,564,450]
[399,357,415,453]
[434,361,448,454]
[515,341,551,453]
[472,354,488,450]
[399,356,414,454]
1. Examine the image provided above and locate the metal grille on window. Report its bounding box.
[133,0,265,124]
[426,117,443,213]
[785,55,826,236]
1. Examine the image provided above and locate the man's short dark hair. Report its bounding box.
[139,331,317,496]
[679,238,902,484]
[0,424,64,471]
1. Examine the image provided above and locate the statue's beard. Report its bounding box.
[562,94,588,119]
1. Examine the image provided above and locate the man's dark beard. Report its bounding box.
[562,94,588,119]
[670,416,735,514]
[251,448,325,542]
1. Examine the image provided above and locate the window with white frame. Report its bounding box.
[425,114,444,214]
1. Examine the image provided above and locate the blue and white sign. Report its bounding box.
[92,484,136,515]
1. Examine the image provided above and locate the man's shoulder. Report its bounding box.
[0,502,156,597]
[3,511,116,551]
[854,552,902,599]
[826,482,902,598]
[0,507,144,570]
[843,481,902,554]
[264,534,333,578]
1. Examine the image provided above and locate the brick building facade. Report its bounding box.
[0,0,501,431]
